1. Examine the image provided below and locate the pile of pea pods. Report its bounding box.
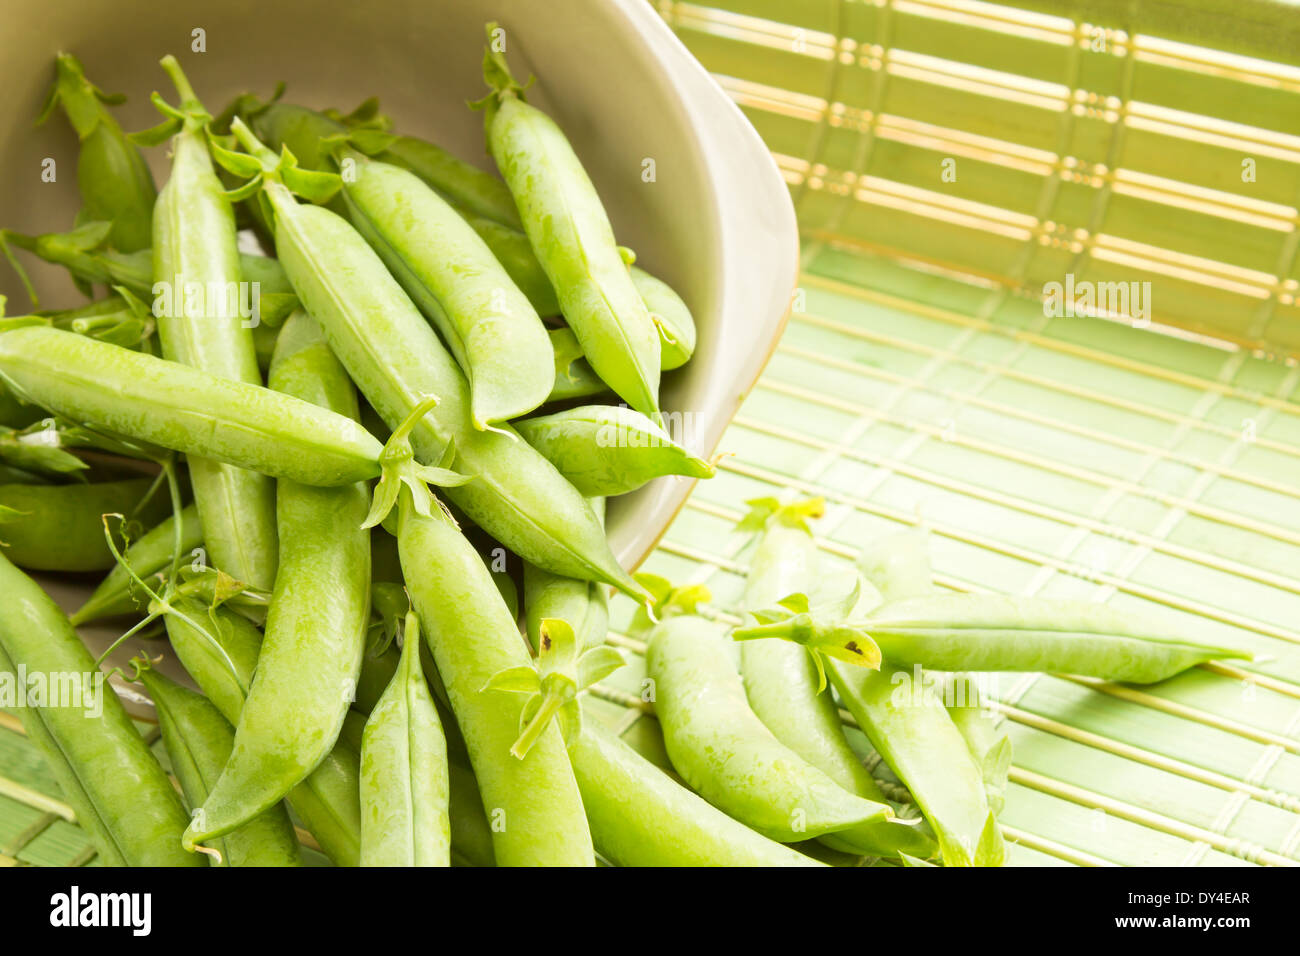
[0,29,1251,868]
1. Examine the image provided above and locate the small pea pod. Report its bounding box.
[72,503,204,624]
[220,119,648,602]
[854,593,1251,683]
[569,713,824,867]
[397,491,595,866]
[360,611,451,867]
[161,595,363,866]
[0,422,89,477]
[631,268,695,370]
[335,147,554,427]
[515,405,714,497]
[138,666,300,866]
[0,553,198,866]
[477,25,661,416]
[734,498,937,860]
[38,53,155,252]
[183,310,371,853]
[0,477,170,572]
[523,497,609,653]
[0,326,384,486]
[644,585,893,843]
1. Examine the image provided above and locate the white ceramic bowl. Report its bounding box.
[0,0,796,627]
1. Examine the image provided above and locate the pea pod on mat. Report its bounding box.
[0,477,170,572]
[390,477,594,865]
[360,610,451,867]
[138,665,301,866]
[643,582,894,843]
[0,422,89,477]
[0,326,383,486]
[179,312,371,854]
[38,52,155,253]
[515,405,714,497]
[568,714,823,867]
[476,25,661,416]
[0,553,199,866]
[734,498,938,861]
[137,56,279,592]
[332,144,554,427]
[219,119,648,602]
[153,595,364,866]
[844,593,1251,683]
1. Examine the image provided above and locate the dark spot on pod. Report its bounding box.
[845,641,863,656]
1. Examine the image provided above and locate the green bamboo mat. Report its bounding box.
[4,0,1300,867]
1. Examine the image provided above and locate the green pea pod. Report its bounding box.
[162,596,363,866]
[0,423,88,477]
[735,498,938,861]
[569,715,823,867]
[38,53,155,252]
[360,612,451,867]
[72,503,204,624]
[137,667,300,866]
[630,268,695,370]
[477,28,661,416]
[339,702,494,866]
[398,496,595,866]
[337,149,554,427]
[523,498,609,653]
[183,311,371,854]
[0,327,384,486]
[146,56,278,592]
[844,535,1005,867]
[223,121,647,602]
[645,605,893,842]
[856,593,1251,683]
[515,405,714,497]
[0,477,170,571]
[0,553,198,866]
